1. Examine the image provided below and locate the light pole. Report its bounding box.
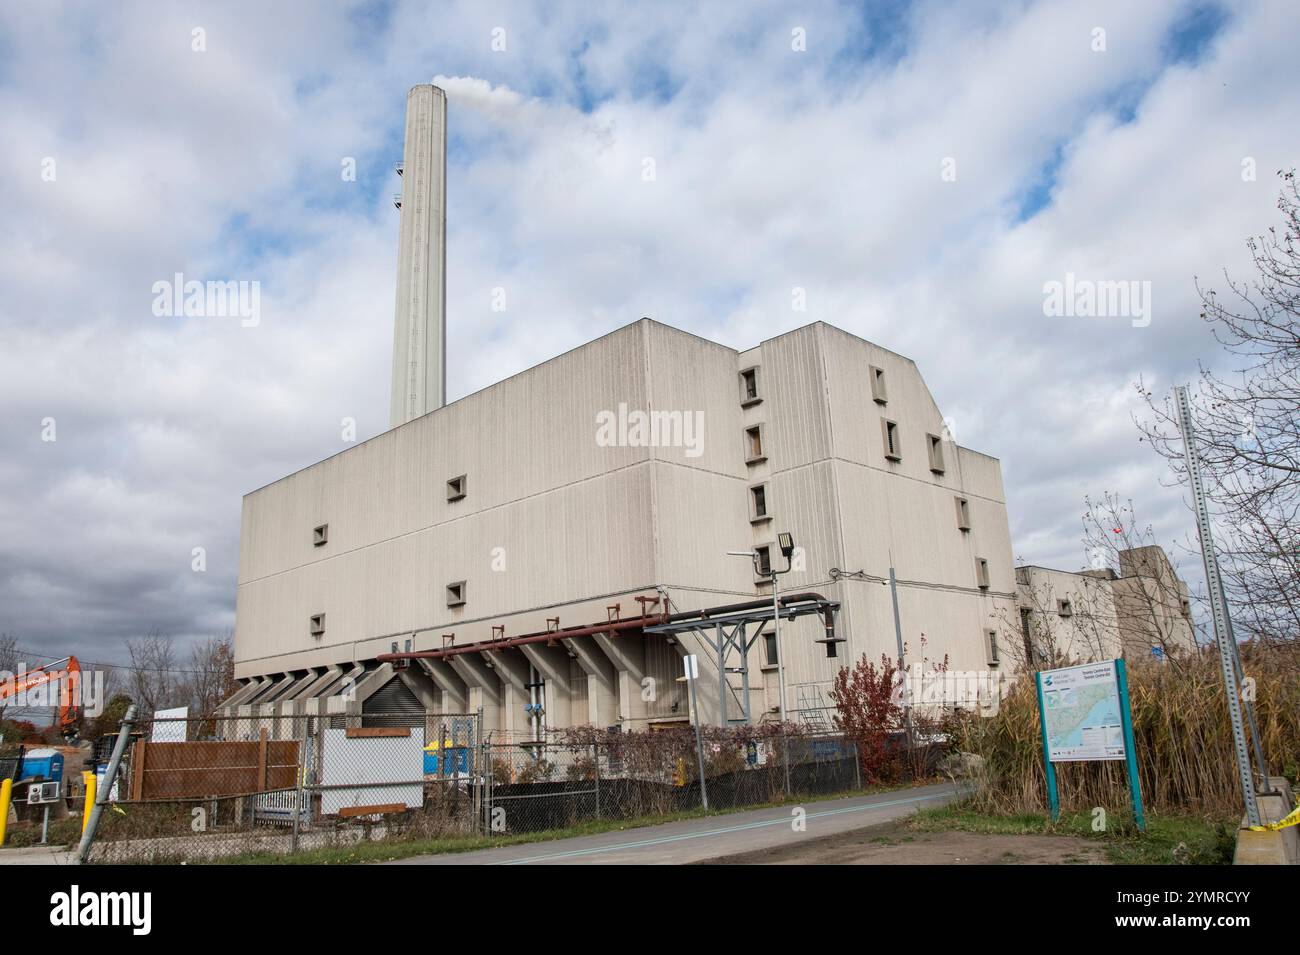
[830,563,912,743]
[728,532,797,793]
[726,533,796,723]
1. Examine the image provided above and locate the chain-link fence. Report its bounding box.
[85,712,482,863]
[482,729,861,836]
[77,714,866,863]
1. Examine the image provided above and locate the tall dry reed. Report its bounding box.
[954,646,1300,818]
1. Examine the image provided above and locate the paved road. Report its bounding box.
[390,782,960,865]
[0,845,76,865]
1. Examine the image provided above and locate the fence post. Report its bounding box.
[77,704,137,864]
[853,740,862,791]
[593,741,601,820]
[0,778,10,846]
[256,727,269,792]
[291,716,305,855]
[483,735,494,836]
[81,772,96,833]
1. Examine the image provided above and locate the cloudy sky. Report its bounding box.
[2,0,1296,671]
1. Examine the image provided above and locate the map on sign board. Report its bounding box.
[1039,661,1126,762]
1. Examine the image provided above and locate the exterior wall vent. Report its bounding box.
[870,366,888,404]
[955,497,971,531]
[986,629,1000,667]
[882,419,901,461]
[927,434,945,474]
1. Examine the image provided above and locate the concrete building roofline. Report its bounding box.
[793,320,919,366]
[243,315,931,499]
[1016,562,1097,576]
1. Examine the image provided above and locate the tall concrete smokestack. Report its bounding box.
[390,84,447,429]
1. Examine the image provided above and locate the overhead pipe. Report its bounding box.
[375,592,837,665]
[376,614,663,663]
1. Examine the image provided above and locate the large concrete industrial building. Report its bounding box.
[228,316,1018,736]
[220,85,1192,738]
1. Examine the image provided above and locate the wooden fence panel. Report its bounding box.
[128,730,299,800]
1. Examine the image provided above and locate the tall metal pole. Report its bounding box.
[771,569,787,725]
[1226,616,1276,796]
[686,657,708,811]
[889,565,913,742]
[1174,386,1261,826]
[772,569,792,794]
[77,704,137,863]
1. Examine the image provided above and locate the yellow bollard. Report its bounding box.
[82,773,96,834]
[0,778,11,846]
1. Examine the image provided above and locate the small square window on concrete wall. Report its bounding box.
[927,434,945,474]
[975,557,990,589]
[881,418,901,461]
[986,630,1000,666]
[870,365,888,404]
[447,475,467,501]
[739,366,761,405]
[750,483,769,521]
[955,496,971,531]
[446,581,466,607]
[313,523,328,546]
[309,613,326,637]
[745,425,766,463]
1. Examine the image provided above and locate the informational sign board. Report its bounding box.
[151,706,189,743]
[1034,658,1145,831]
[1038,661,1126,762]
[320,728,423,815]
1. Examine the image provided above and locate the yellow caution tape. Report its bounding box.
[1248,800,1300,832]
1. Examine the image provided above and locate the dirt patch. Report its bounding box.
[698,819,1110,865]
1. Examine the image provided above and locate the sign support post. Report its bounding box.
[1114,658,1146,832]
[1036,660,1145,831]
[1034,670,1060,824]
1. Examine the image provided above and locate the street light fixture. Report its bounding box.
[725,533,796,725]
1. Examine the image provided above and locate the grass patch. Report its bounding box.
[909,802,1237,865]
[213,780,929,865]
[1,815,82,849]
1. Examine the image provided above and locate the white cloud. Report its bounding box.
[0,0,1294,665]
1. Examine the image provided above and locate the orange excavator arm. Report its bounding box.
[0,655,82,739]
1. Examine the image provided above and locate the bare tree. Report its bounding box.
[1005,566,1116,670]
[1003,495,1199,671]
[185,631,236,718]
[125,630,185,718]
[0,633,18,721]
[1080,494,1199,665]
[1137,170,1300,650]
